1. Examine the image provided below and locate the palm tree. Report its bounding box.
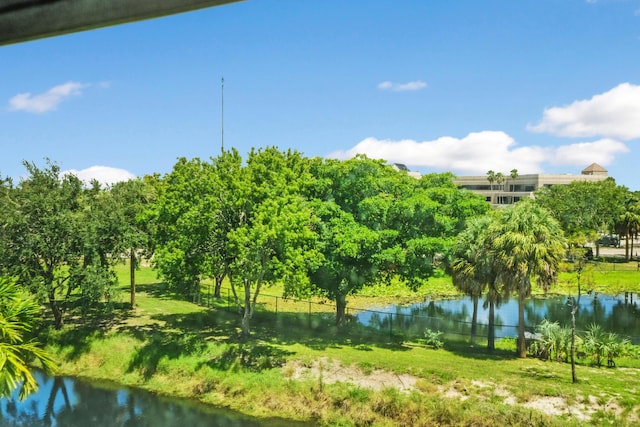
[486,170,496,191]
[0,277,56,399]
[617,195,640,261]
[452,215,501,348]
[490,200,566,358]
[509,169,519,203]
[495,172,505,191]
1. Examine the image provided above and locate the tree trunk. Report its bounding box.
[336,293,347,326]
[130,249,136,309]
[571,275,582,383]
[241,279,252,337]
[214,275,223,298]
[570,302,577,383]
[470,294,479,345]
[49,290,64,330]
[625,232,630,261]
[517,293,527,358]
[488,299,495,352]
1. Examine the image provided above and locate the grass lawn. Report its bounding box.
[42,261,640,426]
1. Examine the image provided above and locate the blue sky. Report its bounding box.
[2,0,640,189]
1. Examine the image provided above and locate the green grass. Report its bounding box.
[41,262,640,426]
[556,260,640,295]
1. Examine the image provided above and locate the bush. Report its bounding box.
[423,328,444,349]
[582,323,629,367]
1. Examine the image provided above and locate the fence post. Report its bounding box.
[389,313,393,340]
[308,298,312,329]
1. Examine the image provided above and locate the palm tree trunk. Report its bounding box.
[470,294,479,345]
[488,299,495,352]
[517,293,527,358]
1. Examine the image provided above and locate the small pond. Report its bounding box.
[0,371,311,427]
[354,293,640,344]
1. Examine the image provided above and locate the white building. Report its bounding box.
[453,163,609,207]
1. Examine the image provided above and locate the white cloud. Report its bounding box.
[63,166,136,187]
[377,80,427,92]
[8,81,89,113]
[527,83,640,140]
[328,131,628,175]
[551,138,629,166]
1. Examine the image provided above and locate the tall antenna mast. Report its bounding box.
[221,76,225,153]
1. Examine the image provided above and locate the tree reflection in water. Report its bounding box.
[0,372,308,427]
[357,293,640,345]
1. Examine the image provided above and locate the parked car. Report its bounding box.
[597,234,619,248]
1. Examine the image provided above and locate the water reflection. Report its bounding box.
[355,293,640,344]
[0,372,309,427]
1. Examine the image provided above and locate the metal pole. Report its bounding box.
[221,77,224,153]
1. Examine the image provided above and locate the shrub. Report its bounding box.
[423,328,444,349]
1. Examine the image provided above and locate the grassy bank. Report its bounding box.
[42,263,640,426]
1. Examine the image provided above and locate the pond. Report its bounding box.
[354,293,640,344]
[0,371,311,427]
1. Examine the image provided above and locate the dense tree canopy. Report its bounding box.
[147,151,488,330]
[534,178,627,238]
[0,151,489,336]
[308,156,488,324]
[0,162,119,329]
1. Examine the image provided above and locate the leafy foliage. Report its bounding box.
[0,161,120,328]
[534,178,627,238]
[423,328,444,349]
[0,277,56,400]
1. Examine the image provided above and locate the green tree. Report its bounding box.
[310,201,381,325]
[149,157,217,302]
[615,192,640,261]
[309,157,488,325]
[0,277,56,399]
[486,170,496,192]
[227,147,322,335]
[452,215,499,347]
[535,178,627,241]
[0,162,116,329]
[108,179,155,308]
[495,172,505,191]
[490,199,566,358]
[566,240,591,382]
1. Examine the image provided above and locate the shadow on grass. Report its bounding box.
[48,291,520,379]
[42,300,134,361]
[197,342,294,372]
[135,281,188,301]
[442,339,519,361]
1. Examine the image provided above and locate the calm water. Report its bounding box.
[0,371,311,427]
[355,293,640,344]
